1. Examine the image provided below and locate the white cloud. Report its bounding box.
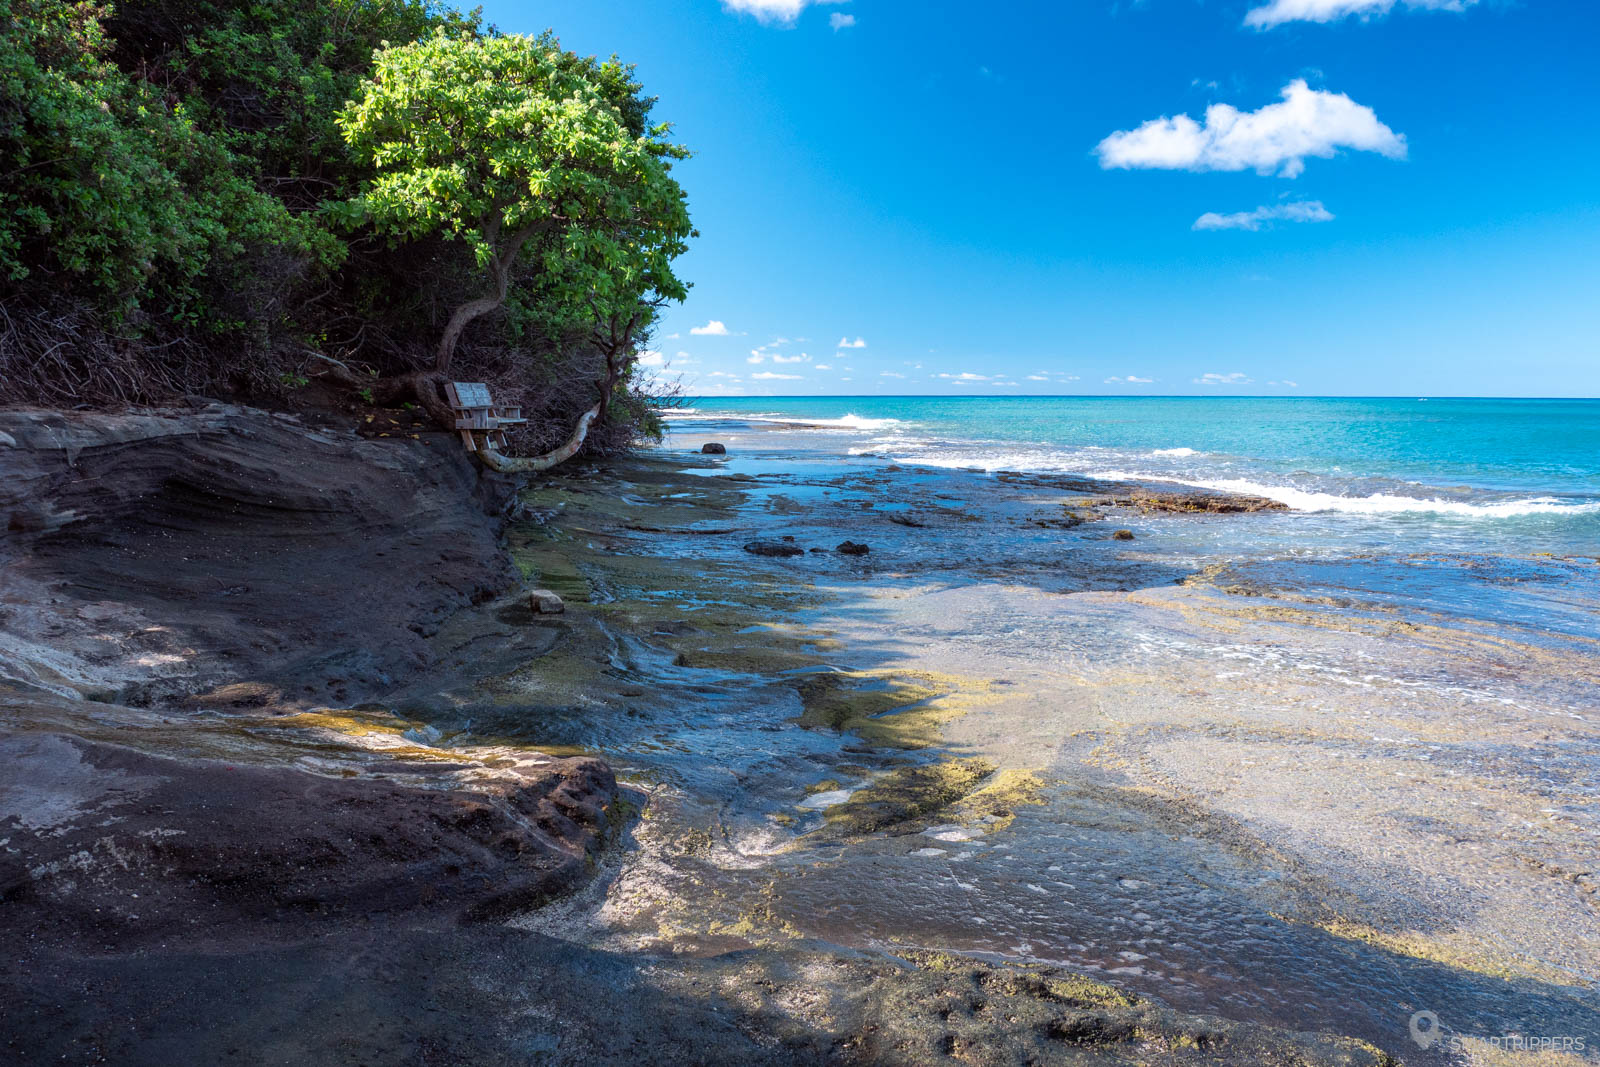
[722,0,846,26]
[1194,372,1254,386]
[1095,80,1405,178]
[747,353,765,364]
[771,353,811,363]
[814,363,833,370]
[752,371,803,380]
[837,337,868,349]
[1193,200,1334,231]
[880,371,906,378]
[1245,0,1475,29]
[691,320,731,336]
[636,350,666,367]
[830,12,856,30]
[1025,375,1049,381]
[1105,375,1154,384]
[937,372,989,381]
[708,371,741,379]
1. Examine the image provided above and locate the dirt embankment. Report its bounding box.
[1,405,517,704]
[0,406,620,988]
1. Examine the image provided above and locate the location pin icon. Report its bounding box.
[1410,1010,1442,1048]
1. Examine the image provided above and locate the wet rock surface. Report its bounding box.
[744,539,806,557]
[0,730,618,950]
[0,935,1394,1066]
[1093,490,1288,513]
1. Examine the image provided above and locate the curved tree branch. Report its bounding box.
[434,219,549,374]
[477,401,601,472]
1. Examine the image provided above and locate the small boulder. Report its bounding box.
[1111,529,1135,541]
[743,541,804,558]
[701,442,727,455]
[528,588,565,613]
[837,541,870,556]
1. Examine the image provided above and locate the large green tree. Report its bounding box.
[334,30,691,462]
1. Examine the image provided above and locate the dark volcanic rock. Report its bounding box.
[744,540,805,557]
[0,406,518,705]
[0,730,619,950]
[700,442,727,454]
[1097,490,1287,514]
[1112,529,1135,541]
[837,540,871,556]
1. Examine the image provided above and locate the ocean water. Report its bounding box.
[667,396,1600,559]
[565,395,1599,1054]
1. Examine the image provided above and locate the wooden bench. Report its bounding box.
[445,381,526,452]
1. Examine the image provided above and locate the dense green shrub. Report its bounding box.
[0,0,329,318]
[0,0,689,458]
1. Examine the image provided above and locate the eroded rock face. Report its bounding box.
[0,406,518,706]
[0,729,618,950]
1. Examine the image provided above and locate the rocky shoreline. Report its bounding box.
[1,406,1411,1064]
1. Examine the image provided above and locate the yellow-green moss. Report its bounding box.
[822,757,997,836]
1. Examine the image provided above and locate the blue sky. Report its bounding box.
[479,0,1599,397]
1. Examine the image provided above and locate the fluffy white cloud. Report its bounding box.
[723,0,846,26]
[747,353,765,364]
[751,371,802,380]
[937,372,989,381]
[830,12,856,29]
[880,371,906,378]
[1096,80,1405,178]
[814,363,832,370]
[1105,375,1154,384]
[1025,375,1049,381]
[1194,372,1255,386]
[691,320,731,335]
[1245,0,1475,29]
[636,350,666,368]
[837,337,868,348]
[771,353,811,363]
[1193,200,1334,231]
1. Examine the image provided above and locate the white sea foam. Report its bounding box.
[1084,471,1600,518]
[1151,447,1198,457]
[666,411,901,432]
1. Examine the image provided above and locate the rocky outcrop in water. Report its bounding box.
[1094,490,1287,514]
[744,539,805,557]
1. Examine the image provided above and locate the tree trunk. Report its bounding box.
[476,401,602,473]
[434,220,546,374]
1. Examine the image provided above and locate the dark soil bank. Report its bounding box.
[0,406,624,1062]
[0,405,518,704]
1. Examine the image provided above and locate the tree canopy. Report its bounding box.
[1,1,692,463]
[335,30,692,372]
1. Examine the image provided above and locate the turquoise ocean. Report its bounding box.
[667,396,1599,643]
[668,396,1600,554]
